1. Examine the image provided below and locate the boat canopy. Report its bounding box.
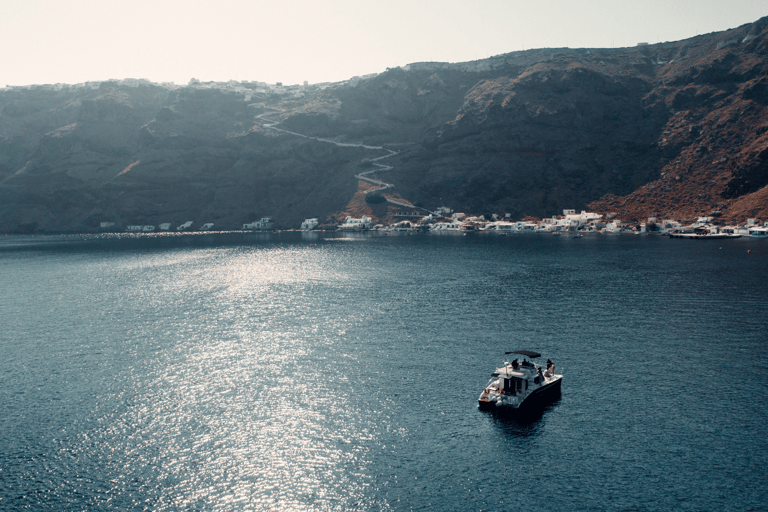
[507,350,541,358]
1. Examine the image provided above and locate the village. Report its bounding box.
[107,208,768,238]
[330,209,768,238]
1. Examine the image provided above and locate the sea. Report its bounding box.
[1,231,767,511]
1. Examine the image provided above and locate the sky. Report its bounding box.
[1,0,765,87]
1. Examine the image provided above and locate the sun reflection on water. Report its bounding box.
[89,244,384,510]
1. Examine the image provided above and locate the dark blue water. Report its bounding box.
[2,231,767,511]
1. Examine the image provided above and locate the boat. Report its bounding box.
[478,350,562,412]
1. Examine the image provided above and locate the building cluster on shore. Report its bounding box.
[106,220,213,233]
[321,209,768,238]
[108,218,277,233]
[106,209,768,239]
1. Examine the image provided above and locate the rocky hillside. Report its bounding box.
[1,17,767,233]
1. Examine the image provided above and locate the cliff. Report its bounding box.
[1,17,767,233]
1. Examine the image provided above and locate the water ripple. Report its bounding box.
[1,233,767,510]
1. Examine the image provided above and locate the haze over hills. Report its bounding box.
[1,17,767,233]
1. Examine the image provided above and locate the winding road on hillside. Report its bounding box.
[255,108,432,213]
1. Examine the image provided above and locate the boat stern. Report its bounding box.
[478,397,495,410]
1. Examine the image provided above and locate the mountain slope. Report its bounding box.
[1,17,767,233]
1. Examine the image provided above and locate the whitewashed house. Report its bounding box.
[603,220,625,233]
[430,222,463,231]
[243,217,273,230]
[563,210,602,228]
[338,215,373,231]
[484,221,518,231]
[300,218,319,230]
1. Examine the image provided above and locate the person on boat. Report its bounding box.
[511,359,519,370]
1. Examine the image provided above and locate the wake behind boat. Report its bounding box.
[478,350,562,412]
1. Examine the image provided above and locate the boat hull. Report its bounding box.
[478,376,562,413]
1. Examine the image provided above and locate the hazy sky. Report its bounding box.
[1,0,765,87]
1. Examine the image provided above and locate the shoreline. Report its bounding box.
[1,228,767,240]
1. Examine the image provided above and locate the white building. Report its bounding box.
[485,221,518,231]
[159,223,171,231]
[200,223,215,230]
[603,220,625,233]
[100,222,115,228]
[176,221,193,231]
[430,222,463,231]
[300,218,319,230]
[564,210,602,225]
[243,217,274,230]
[338,215,373,231]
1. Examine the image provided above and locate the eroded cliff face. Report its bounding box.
[368,19,768,223]
[1,17,767,233]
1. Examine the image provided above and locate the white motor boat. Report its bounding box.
[478,350,562,412]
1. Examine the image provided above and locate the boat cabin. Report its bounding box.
[491,367,533,395]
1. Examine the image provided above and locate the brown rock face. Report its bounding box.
[1,18,767,233]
